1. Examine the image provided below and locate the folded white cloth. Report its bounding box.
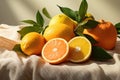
[0,24,120,80]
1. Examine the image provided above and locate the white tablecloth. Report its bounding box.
[0,24,120,80]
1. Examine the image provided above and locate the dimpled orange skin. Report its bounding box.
[20,32,45,55]
[83,20,117,50]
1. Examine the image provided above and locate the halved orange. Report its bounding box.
[68,36,92,63]
[41,38,69,64]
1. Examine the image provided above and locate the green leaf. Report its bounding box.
[57,5,77,21]
[13,44,28,56]
[36,11,44,27]
[41,25,48,35]
[74,25,84,36]
[18,11,45,39]
[22,20,38,25]
[84,34,98,44]
[115,22,120,34]
[118,30,120,34]
[42,8,51,19]
[115,22,120,29]
[118,35,120,38]
[90,46,113,61]
[75,11,81,23]
[74,20,99,35]
[79,0,88,21]
[75,32,84,36]
[12,44,23,53]
[17,26,40,39]
[83,20,99,29]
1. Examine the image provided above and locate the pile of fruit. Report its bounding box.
[13,0,120,64]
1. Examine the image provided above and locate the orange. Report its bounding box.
[83,20,117,50]
[68,36,92,63]
[43,23,75,42]
[42,38,69,64]
[20,32,45,55]
[49,14,78,30]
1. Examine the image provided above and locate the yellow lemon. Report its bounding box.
[20,32,45,55]
[49,14,78,30]
[68,36,92,63]
[43,23,75,42]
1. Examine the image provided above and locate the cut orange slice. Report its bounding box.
[42,38,69,64]
[68,36,92,63]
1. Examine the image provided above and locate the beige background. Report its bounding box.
[0,0,120,25]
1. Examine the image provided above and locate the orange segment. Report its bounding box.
[42,38,69,64]
[68,36,92,63]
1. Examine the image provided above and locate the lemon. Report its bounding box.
[68,36,92,62]
[43,23,75,42]
[49,14,78,30]
[20,32,45,55]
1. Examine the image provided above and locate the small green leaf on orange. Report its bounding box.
[84,34,98,44]
[115,22,120,34]
[83,20,99,29]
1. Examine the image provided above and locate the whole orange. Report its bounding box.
[83,20,117,50]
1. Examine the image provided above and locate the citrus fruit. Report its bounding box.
[49,14,78,30]
[42,38,69,64]
[43,23,75,41]
[20,32,45,55]
[83,19,117,50]
[68,36,92,63]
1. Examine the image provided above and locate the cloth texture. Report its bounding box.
[0,24,120,80]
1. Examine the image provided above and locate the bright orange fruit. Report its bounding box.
[42,38,69,64]
[43,23,75,42]
[68,36,92,63]
[83,20,117,50]
[20,32,45,55]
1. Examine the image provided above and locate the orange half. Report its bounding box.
[42,38,69,64]
[68,36,92,63]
